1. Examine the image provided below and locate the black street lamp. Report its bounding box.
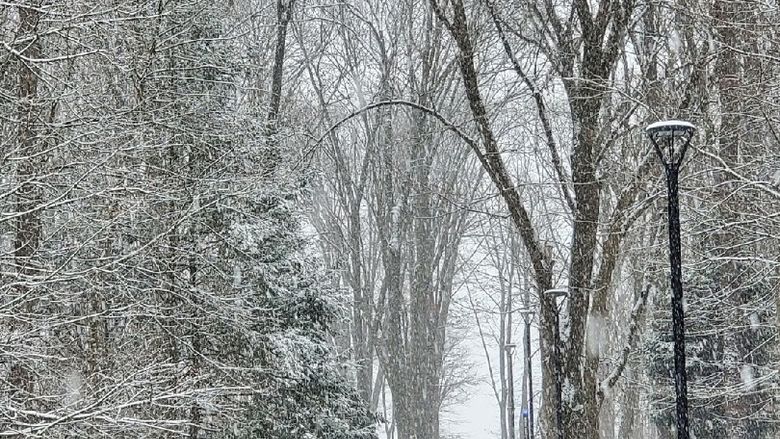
[646,120,696,439]
[543,288,568,439]
[519,308,535,438]
[505,342,517,439]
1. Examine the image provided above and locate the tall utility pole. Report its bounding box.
[646,120,696,439]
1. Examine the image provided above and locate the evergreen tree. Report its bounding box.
[0,2,376,437]
[647,262,778,438]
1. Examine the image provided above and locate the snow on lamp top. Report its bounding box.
[645,120,696,138]
[646,120,696,166]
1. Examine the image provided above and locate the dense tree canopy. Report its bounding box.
[2,1,780,438]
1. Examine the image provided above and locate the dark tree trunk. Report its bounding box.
[10,2,44,404]
[14,4,43,294]
[264,0,294,169]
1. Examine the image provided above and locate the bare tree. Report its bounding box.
[302,1,485,437]
[423,0,660,435]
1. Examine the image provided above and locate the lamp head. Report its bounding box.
[646,120,696,167]
[543,288,568,298]
[518,307,535,323]
[645,120,696,139]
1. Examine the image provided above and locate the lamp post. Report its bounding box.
[543,288,568,439]
[505,343,517,439]
[522,409,529,439]
[519,308,535,438]
[646,120,696,439]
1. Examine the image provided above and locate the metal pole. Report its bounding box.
[522,411,529,439]
[553,305,563,439]
[508,346,516,439]
[647,121,694,439]
[665,163,689,439]
[525,319,535,438]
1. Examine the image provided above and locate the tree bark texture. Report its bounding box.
[9,2,44,406]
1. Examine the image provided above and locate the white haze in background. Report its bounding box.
[749,312,760,330]
[740,365,756,391]
[63,370,83,406]
[586,314,607,359]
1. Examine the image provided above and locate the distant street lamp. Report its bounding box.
[543,288,568,439]
[646,120,696,439]
[519,308,535,439]
[521,409,529,439]
[505,342,517,439]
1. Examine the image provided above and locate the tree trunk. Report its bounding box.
[264,0,294,170]
[13,3,43,298]
[9,1,43,405]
